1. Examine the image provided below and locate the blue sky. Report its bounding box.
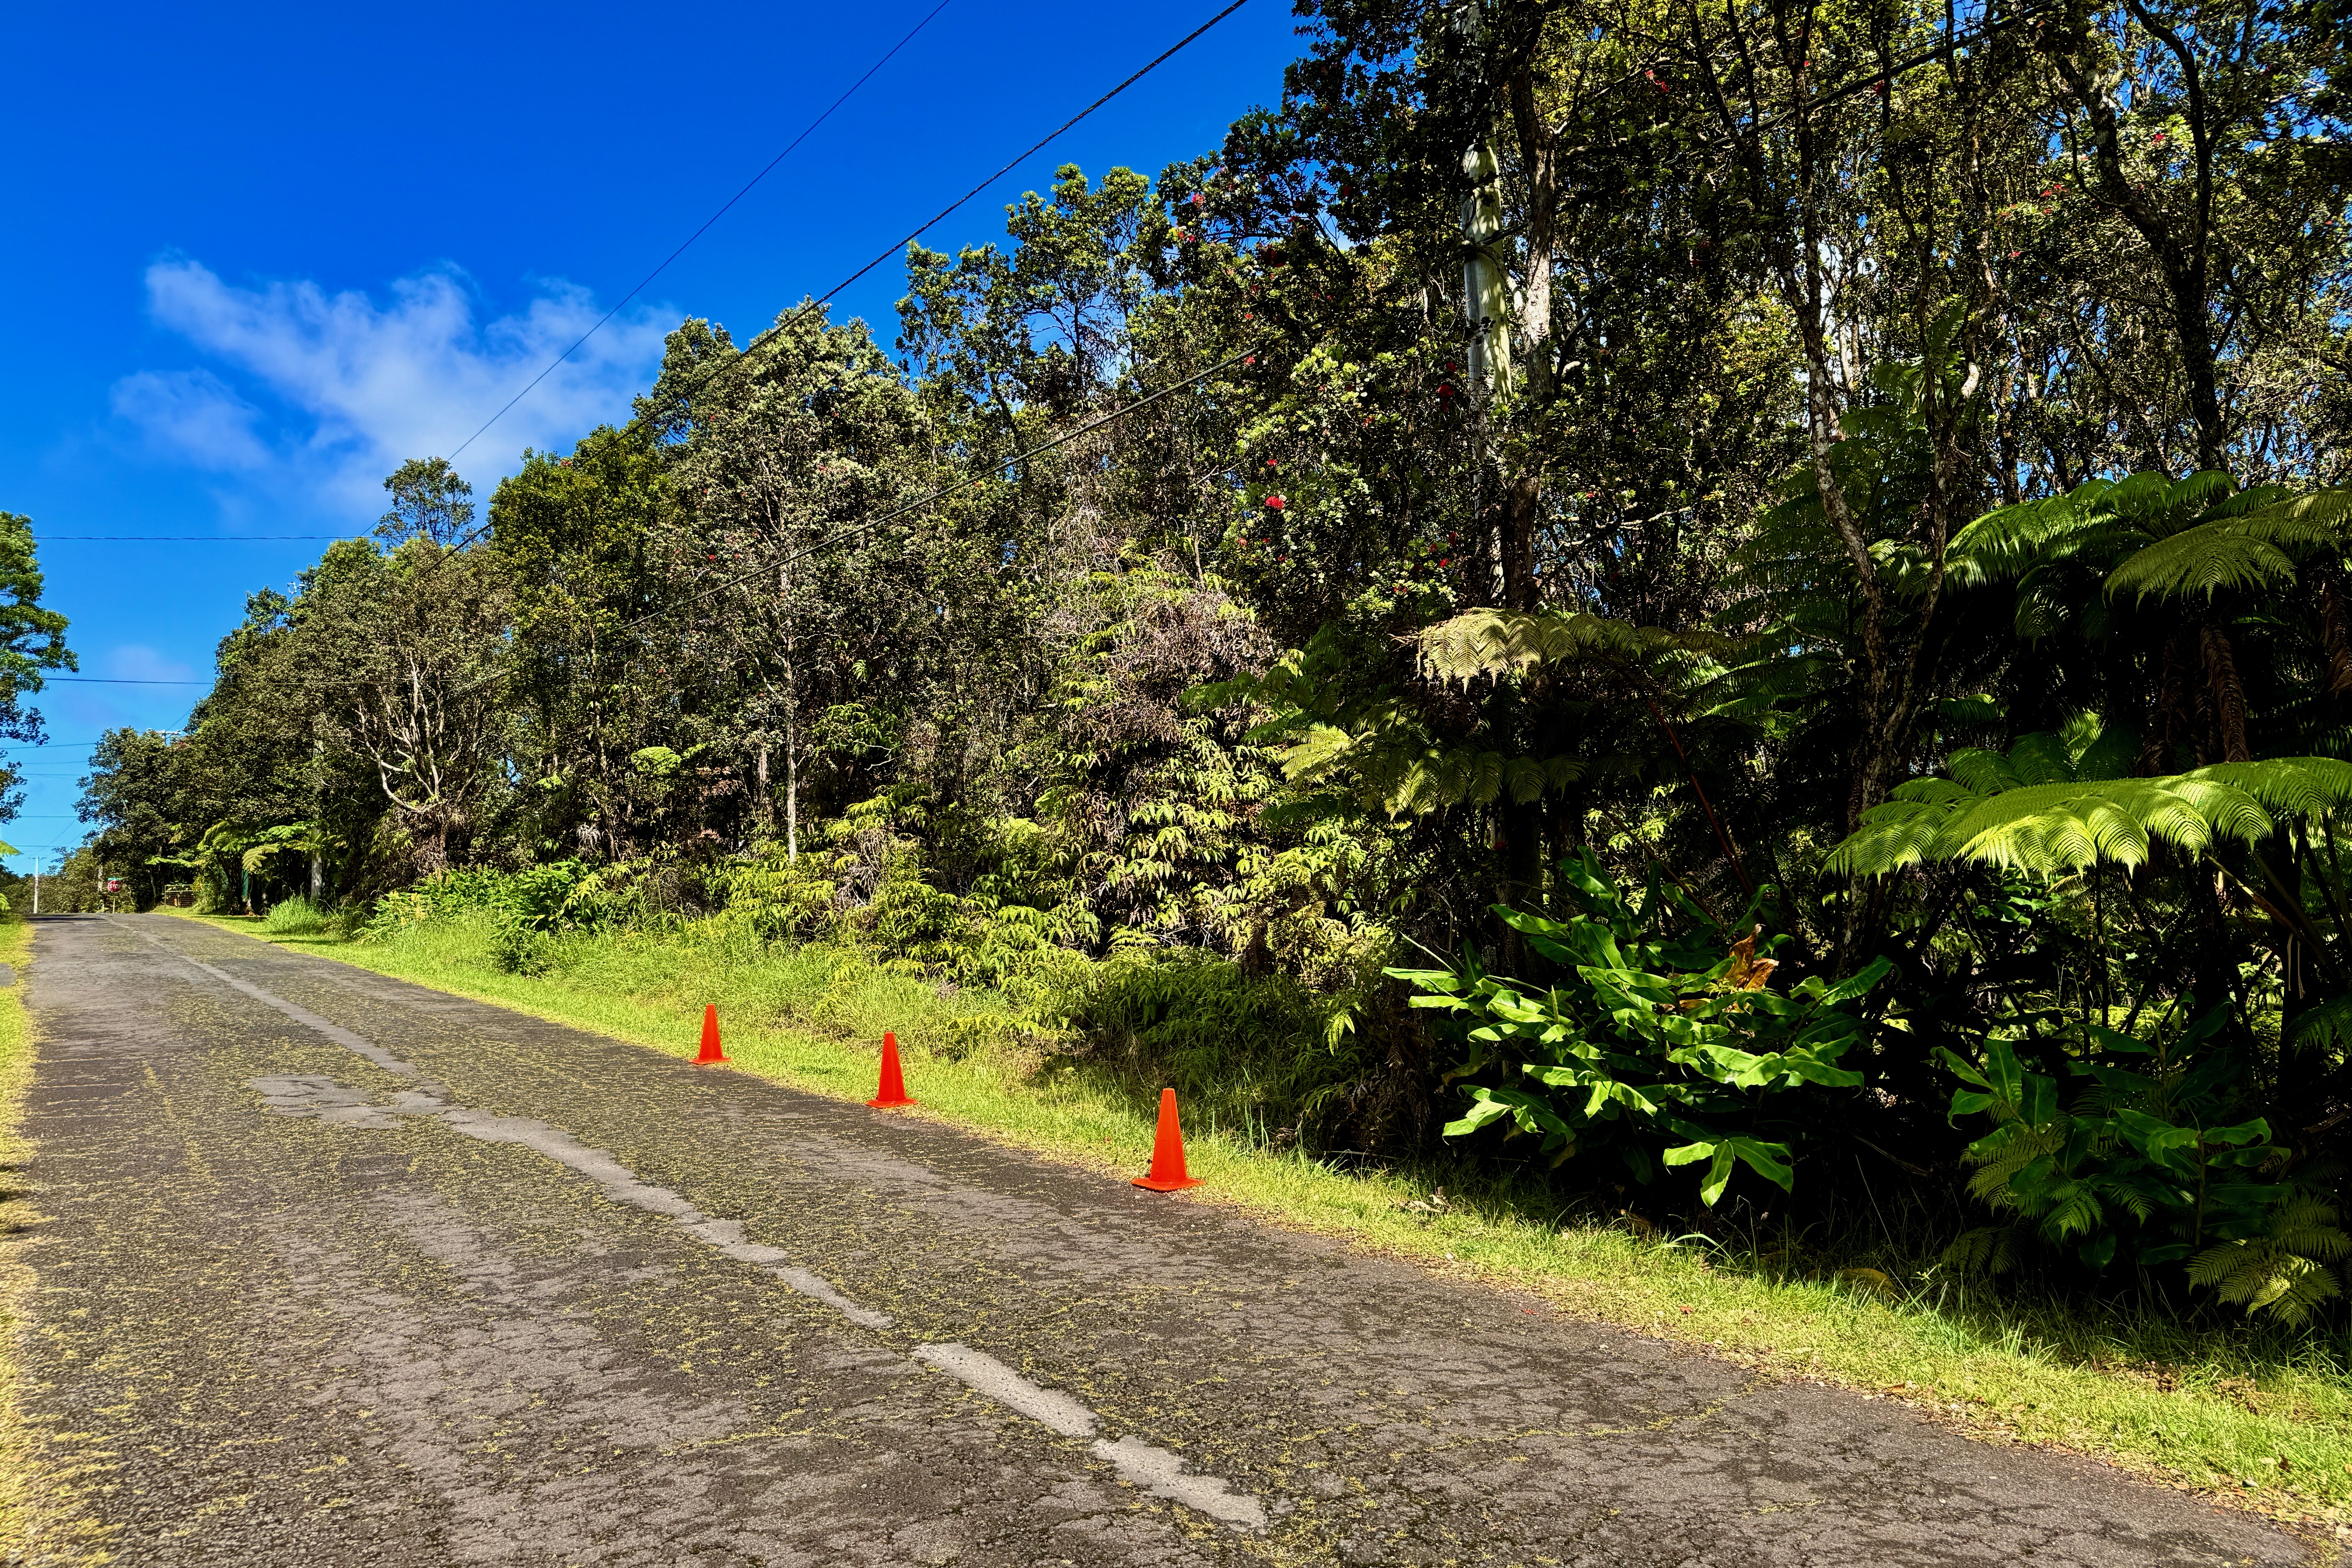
[0,0,1298,873]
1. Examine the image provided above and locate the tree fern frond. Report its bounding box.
[2193,757,2352,821]
[1416,609,1692,683]
[2105,471,2177,518]
[2162,469,2239,514]
[2288,992,2352,1052]
[1825,741,2344,877]
[2229,487,2352,538]
[2105,526,2298,603]
[1946,748,2022,794]
[2199,482,2296,520]
[2007,732,2076,786]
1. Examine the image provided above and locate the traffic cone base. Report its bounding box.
[868,1030,915,1109]
[1133,1087,1203,1191]
[695,1003,728,1065]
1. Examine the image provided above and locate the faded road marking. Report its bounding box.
[917,1341,1269,1528]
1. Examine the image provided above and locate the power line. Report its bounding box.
[294,0,1259,677]
[420,0,1256,574]
[594,0,2021,650]
[445,0,961,463]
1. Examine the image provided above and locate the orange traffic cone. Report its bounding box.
[868,1030,915,1109]
[1133,1088,1204,1191]
[695,1004,728,1065]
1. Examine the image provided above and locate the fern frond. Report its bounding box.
[1824,748,2344,878]
[2038,1185,2105,1239]
[2230,487,2352,539]
[1942,1225,2021,1277]
[2188,1243,2344,1324]
[2105,526,2298,603]
[2288,992,2352,1052]
[2265,1195,2352,1262]
[2192,757,2352,821]
[1416,609,1693,682]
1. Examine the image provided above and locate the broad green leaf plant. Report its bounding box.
[1390,853,1888,1206]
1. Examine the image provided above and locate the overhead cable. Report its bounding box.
[444,0,962,463]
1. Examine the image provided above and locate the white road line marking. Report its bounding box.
[913,1344,1267,1527]
[121,919,1266,1530]
[914,1342,1100,1437]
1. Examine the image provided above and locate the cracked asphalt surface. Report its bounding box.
[2,913,2313,1566]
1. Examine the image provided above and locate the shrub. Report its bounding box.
[1940,1008,2350,1321]
[709,843,841,942]
[489,913,562,976]
[359,887,436,942]
[1054,948,1390,1149]
[261,896,329,936]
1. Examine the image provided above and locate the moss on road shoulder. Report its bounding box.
[0,919,39,1555]
[180,910,2352,1535]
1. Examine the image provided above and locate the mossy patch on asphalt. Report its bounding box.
[185,910,2352,1532]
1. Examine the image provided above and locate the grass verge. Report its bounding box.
[187,909,2352,1533]
[0,918,38,1556]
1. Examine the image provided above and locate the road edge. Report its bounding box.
[0,917,40,1557]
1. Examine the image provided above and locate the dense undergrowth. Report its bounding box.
[215,898,2352,1522]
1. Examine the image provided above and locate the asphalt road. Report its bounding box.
[1,913,2312,1566]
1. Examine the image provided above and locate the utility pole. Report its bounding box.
[1461,140,1512,394]
[782,561,799,863]
[1456,1,1513,395]
[1454,0,1514,606]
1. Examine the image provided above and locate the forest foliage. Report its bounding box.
[69,0,2352,1329]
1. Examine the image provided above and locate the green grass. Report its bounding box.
[0,919,38,1556]
[187,909,2352,1530]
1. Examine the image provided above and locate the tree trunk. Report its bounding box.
[2201,623,2251,762]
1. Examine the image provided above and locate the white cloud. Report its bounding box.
[109,369,269,471]
[115,258,672,516]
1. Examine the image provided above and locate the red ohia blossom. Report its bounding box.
[1265,495,1287,510]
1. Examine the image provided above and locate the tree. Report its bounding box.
[377,457,478,546]
[0,511,76,829]
[77,728,189,909]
